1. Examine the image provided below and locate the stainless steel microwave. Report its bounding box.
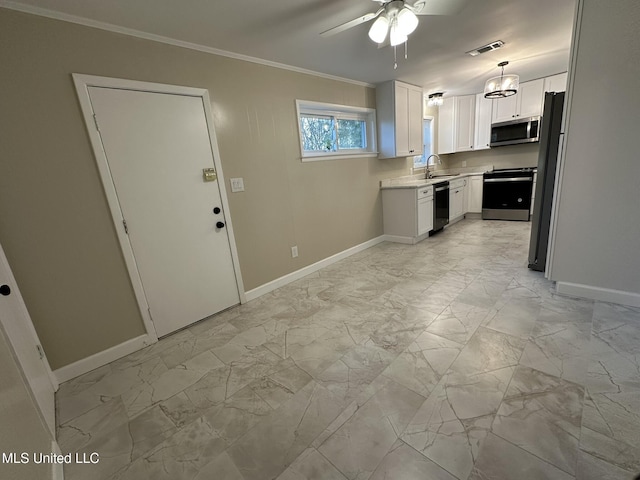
[490,116,540,147]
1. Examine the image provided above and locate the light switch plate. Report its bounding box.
[230,178,244,192]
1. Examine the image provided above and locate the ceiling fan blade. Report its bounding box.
[412,0,469,16]
[320,8,383,37]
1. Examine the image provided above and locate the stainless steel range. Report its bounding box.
[482,168,535,221]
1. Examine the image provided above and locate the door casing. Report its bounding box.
[73,74,246,347]
[0,242,57,437]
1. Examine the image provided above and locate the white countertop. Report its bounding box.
[380,165,493,190]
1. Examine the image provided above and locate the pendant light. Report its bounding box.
[484,61,519,99]
[427,92,444,107]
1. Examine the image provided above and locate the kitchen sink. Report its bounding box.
[431,173,460,178]
[428,173,459,180]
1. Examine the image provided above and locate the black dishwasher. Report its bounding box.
[432,181,450,234]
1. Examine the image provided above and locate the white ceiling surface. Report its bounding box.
[5,0,576,96]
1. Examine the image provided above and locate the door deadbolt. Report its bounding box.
[213,207,221,214]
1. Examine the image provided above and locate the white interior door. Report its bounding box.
[88,87,240,337]
[0,243,56,436]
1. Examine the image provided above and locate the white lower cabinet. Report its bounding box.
[382,186,433,243]
[449,178,465,222]
[418,196,434,235]
[467,174,483,213]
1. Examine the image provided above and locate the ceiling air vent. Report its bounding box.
[466,40,505,57]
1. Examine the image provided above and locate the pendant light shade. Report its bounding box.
[484,61,519,99]
[396,8,419,36]
[368,15,390,43]
[427,92,444,107]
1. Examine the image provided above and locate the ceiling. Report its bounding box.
[4,0,577,97]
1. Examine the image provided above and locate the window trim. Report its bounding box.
[414,115,435,170]
[296,100,377,161]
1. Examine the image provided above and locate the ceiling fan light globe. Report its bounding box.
[396,8,418,36]
[368,15,389,43]
[389,22,407,46]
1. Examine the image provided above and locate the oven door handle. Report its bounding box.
[484,177,533,183]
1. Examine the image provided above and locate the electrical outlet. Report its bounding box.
[230,178,245,193]
[291,246,298,258]
[462,161,467,167]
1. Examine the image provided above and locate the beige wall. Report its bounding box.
[440,144,540,171]
[0,9,411,369]
[0,327,53,480]
[549,0,640,295]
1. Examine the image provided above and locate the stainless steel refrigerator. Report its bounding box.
[528,91,565,272]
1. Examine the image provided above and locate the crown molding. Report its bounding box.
[0,1,376,88]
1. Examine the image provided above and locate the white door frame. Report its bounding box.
[0,241,58,437]
[73,74,246,344]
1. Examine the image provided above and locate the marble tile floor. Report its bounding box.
[56,219,640,480]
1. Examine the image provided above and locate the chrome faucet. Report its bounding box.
[425,154,442,178]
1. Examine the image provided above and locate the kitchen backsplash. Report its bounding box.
[438,143,539,171]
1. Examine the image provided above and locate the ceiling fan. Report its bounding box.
[320,0,469,46]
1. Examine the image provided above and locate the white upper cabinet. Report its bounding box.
[435,73,561,153]
[437,96,455,155]
[518,79,545,118]
[407,86,424,155]
[492,78,544,123]
[544,72,568,93]
[376,80,424,158]
[455,95,475,152]
[474,93,493,150]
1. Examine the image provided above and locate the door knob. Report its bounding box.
[216,221,225,229]
[0,285,10,296]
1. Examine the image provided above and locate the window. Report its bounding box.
[414,116,434,169]
[296,100,377,161]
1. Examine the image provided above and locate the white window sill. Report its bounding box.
[301,152,379,162]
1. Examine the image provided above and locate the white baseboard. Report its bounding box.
[245,236,386,301]
[54,237,390,382]
[52,441,64,480]
[53,334,153,384]
[381,234,417,245]
[555,281,640,308]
